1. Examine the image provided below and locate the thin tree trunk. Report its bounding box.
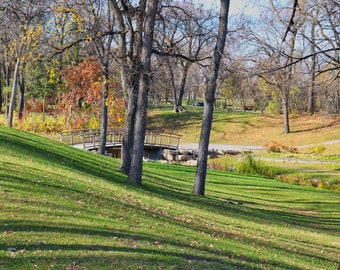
[282,20,298,134]
[176,62,190,112]
[308,20,316,115]
[4,65,11,117]
[98,66,109,155]
[18,75,25,120]
[282,90,290,133]
[7,58,20,128]
[166,59,178,112]
[193,0,230,196]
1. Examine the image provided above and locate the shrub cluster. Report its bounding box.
[278,174,339,190]
[236,155,277,178]
[265,140,298,153]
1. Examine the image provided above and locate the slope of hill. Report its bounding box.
[147,105,340,147]
[0,127,339,269]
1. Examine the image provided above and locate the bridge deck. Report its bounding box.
[58,129,182,151]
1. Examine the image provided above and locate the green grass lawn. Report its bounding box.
[0,126,339,269]
[148,105,340,188]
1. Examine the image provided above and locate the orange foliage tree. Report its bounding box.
[60,57,124,129]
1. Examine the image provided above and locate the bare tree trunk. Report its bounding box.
[98,65,109,155]
[308,20,316,115]
[176,62,190,112]
[193,0,230,196]
[4,63,12,118]
[128,75,148,185]
[110,0,143,175]
[166,59,179,112]
[128,0,159,185]
[7,58,20,128]
[282,90,290,133]
[282,17,298,134]
[18,74,25,120]
[121,77,138,174]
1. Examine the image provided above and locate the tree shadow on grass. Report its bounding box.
[1,219,328,270]
[0,127,128,187]
[292,120,340,133]
[1,127,339,269]
[2,127,339,235]
[142,167,340,233]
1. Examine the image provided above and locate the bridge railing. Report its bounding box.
[58,129,181,150]
[144,132,182,150]
[58,129,99,145]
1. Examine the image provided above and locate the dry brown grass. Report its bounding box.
[148,106,340,155]
[210,114,340,147]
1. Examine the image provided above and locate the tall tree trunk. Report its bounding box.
[176,62,190,112]
[128,0,159,185]
[5,65,11,118]
[281,20,298,134]
[128,74,148,185]
[18,74,25,120]
[282,89,290,133]
[121,75,139,174]
[166,59,179,112]
[193,0,230,196]
[110,0,142,175]
[98,65,109,155]
[308,20,316,115]
[7,58,20,128]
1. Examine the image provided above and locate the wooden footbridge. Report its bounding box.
[58,129,182,152]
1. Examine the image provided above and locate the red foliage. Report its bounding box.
[60,57,125,129]
[61,57,102,108]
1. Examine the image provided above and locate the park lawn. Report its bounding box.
[147,104,340,148]
[0,126,339,269]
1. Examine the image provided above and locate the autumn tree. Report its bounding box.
[0,0,48,127]
[59,0,120,154]
[61,57,123,130]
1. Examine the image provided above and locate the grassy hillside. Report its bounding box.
[147,104,340,147]
[0,126,339,269]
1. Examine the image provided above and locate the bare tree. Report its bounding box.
[110,0,159,184]
[154,1,217,112]
[193,0,230,196]
[249,0,305,133]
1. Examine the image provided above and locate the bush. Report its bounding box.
[308,144,326,155]
[236,155,276,178]
[208,158,234,172]
[265,141,298,153]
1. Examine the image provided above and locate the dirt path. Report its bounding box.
[179,140,340,165]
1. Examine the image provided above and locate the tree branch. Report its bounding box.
[282,0,299,42]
